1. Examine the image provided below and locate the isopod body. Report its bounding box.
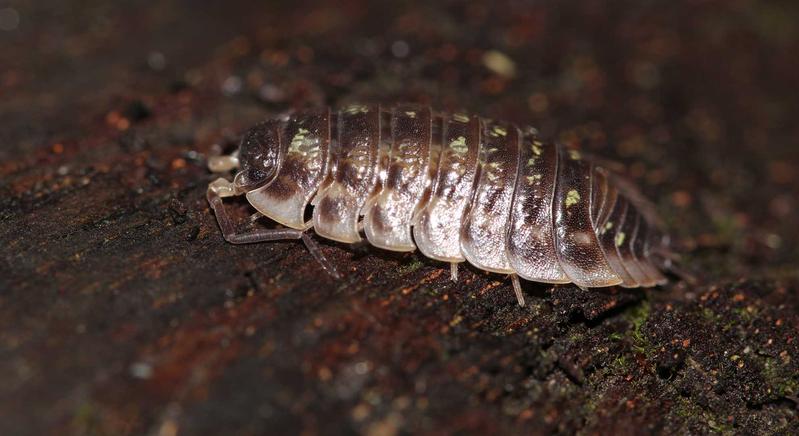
[207,104,671,303]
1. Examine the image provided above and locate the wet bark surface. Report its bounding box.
[1,1,798,434]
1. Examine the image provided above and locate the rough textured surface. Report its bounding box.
[1,1,798,435]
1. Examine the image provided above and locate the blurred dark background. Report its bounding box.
[1,1,798,435]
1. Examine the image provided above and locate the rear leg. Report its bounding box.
[651,250,698,286]
[510,274,526,307]
[301,232,342,279]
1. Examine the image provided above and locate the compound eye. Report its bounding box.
[233,121,282,191]
[233,168,268,191]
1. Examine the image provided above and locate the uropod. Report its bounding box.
[207,104,673,306]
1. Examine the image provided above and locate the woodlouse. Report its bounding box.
[207,104,672,306]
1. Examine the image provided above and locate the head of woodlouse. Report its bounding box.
[233,122,281,192]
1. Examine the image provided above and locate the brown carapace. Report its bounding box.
[207,104,672,306]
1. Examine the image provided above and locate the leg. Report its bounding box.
[660,257,698,285]
[249,211,264,223]
[208,186,303,243]
[208,179,302,244]
[450,262,459,282]
[651,250,698,285]
[301,232,341,279]
[510,274,526,307]
[300,219,340,278]
[208,180,341,278]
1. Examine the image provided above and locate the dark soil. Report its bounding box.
[1,1,797,435]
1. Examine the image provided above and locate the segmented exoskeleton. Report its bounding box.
[207,104,672,306]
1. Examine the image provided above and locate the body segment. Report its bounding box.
[246,109,331,229]
[506,131,569,283]
[363,105,433,251]
[413,113,482,262]
[312,105,380,243]
[460,121,521,273]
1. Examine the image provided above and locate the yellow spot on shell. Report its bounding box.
[345,105,369,114]
[492,126,507,137]
[532,143,542,156]
[568,149,581,160]
[289,128,311,154]
[405,111,416,118]
[565,189,580,207]
[526,174,542,185]
[453,113,469,123]
[615,232,626,247]
[450,136,467,154]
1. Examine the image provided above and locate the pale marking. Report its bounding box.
[288,127,311,155]
[568,149,581,160]
[404,111,416,118]
[453,113,470,123]
[615,231,626,247]
[450,136,468,154]
[574,230,593,245]
[322,181,347,200]
[565,189,581,207]
[344,105,369,114]
[347,146,372,167]
[391,157,409,166]
[526,174,542,185]
[532,143,542,156]
[492,125,507,137]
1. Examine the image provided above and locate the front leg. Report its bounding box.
[207,178,304,244]
[207,178,339,278]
